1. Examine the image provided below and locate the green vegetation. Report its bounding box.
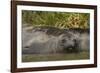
[22,51,89,62]
[22,10,90,29]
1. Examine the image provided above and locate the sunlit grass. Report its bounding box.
[22,11,90,29]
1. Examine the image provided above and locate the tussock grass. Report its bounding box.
[22,11,90,29]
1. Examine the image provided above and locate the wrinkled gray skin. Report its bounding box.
[22,26,89,54]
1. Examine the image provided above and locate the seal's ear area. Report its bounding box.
[67,31,80,39]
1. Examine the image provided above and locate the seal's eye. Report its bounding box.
[62,39,66,43]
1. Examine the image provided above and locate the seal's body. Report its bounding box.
[22,26,89,54]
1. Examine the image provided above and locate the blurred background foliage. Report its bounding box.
[22,10,90,29]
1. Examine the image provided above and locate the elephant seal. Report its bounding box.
[22,26,89,54]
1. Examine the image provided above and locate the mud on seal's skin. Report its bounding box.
[22,26,89,54]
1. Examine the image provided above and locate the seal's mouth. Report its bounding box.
[63,45,79,53]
